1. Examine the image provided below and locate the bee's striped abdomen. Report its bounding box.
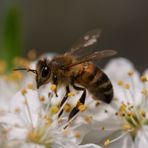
[76,63,113,104]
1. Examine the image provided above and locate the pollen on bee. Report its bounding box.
[140,75,147,82]
[117,80,124,86]
[50,84,57,92]
[21,89,27,95]
[104,139,110,146]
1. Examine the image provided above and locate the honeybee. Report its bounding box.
[15,29,116,120]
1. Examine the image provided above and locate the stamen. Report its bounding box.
[68,92,75,97]
[122,124,131,131]
[50,84,57,92]
[104,131,132,147]
[50,105,59,114]
[141,111,146,118]
[140,75,147,83]
[64,103,72,112]
[78,103,87,112]
[124,83,130,89]
[128,71,134,77]
[117,80,124,86]
[21,89,34,128]
[27,83,33,89]
[141,88,148,96]
[104,139,110,146]
[40,96,45,102]
[74,131,81,138]
[83,115,93,124]
[21,89,27,95]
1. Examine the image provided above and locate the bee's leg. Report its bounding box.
[58,85,70,118]
[68,84,86,121]
[52,74,58,97]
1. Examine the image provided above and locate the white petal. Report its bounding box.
[135,126,148,148]
[80,144,102,148]
[10,89,42,127]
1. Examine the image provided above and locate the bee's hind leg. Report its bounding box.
[68,84,86,121]
[58,85,70,118]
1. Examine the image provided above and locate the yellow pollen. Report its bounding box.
[21,89,27,95]
[119,103,126,112]
[28,130,41,143]
[104,139,110,146]
[13,57,29,68]
[95,101,101,107]
[140,75,147,82]
[40,96,45,102]
[50,105,59,114]
[68,92,75,97]
[78,103,87,112]
[27,49,37,60]
[50,84,57,92]
[44,117,52,125]
[75,131,81,138]
[122,124,131,130]
[63,129,70,136]
[124,83,130,89]
[84,116,93,123]
[117,80,123,86]
[0,60,6,74]
[141,111,146,118]
[127,112,133,116]
[128,71,134,77]
[141,88,148,96]
[27,83,33,89]
[14,108,20,113]
[64,103,72,112]
[7,71,23,81]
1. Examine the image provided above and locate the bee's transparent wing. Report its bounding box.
[63,50,117,69]
[65,29,102,56]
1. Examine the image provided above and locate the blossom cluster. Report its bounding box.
[0,56,147,148]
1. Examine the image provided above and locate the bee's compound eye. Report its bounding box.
[42,66,50,77]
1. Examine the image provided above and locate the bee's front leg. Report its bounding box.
[52,74,58,97]
[58,85,70,118]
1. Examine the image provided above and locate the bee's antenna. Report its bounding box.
[13,68,37,74]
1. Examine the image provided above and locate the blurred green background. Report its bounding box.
[0,0,148,71]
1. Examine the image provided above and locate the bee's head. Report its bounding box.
[36,58,51,88]
[14,58,52,89]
